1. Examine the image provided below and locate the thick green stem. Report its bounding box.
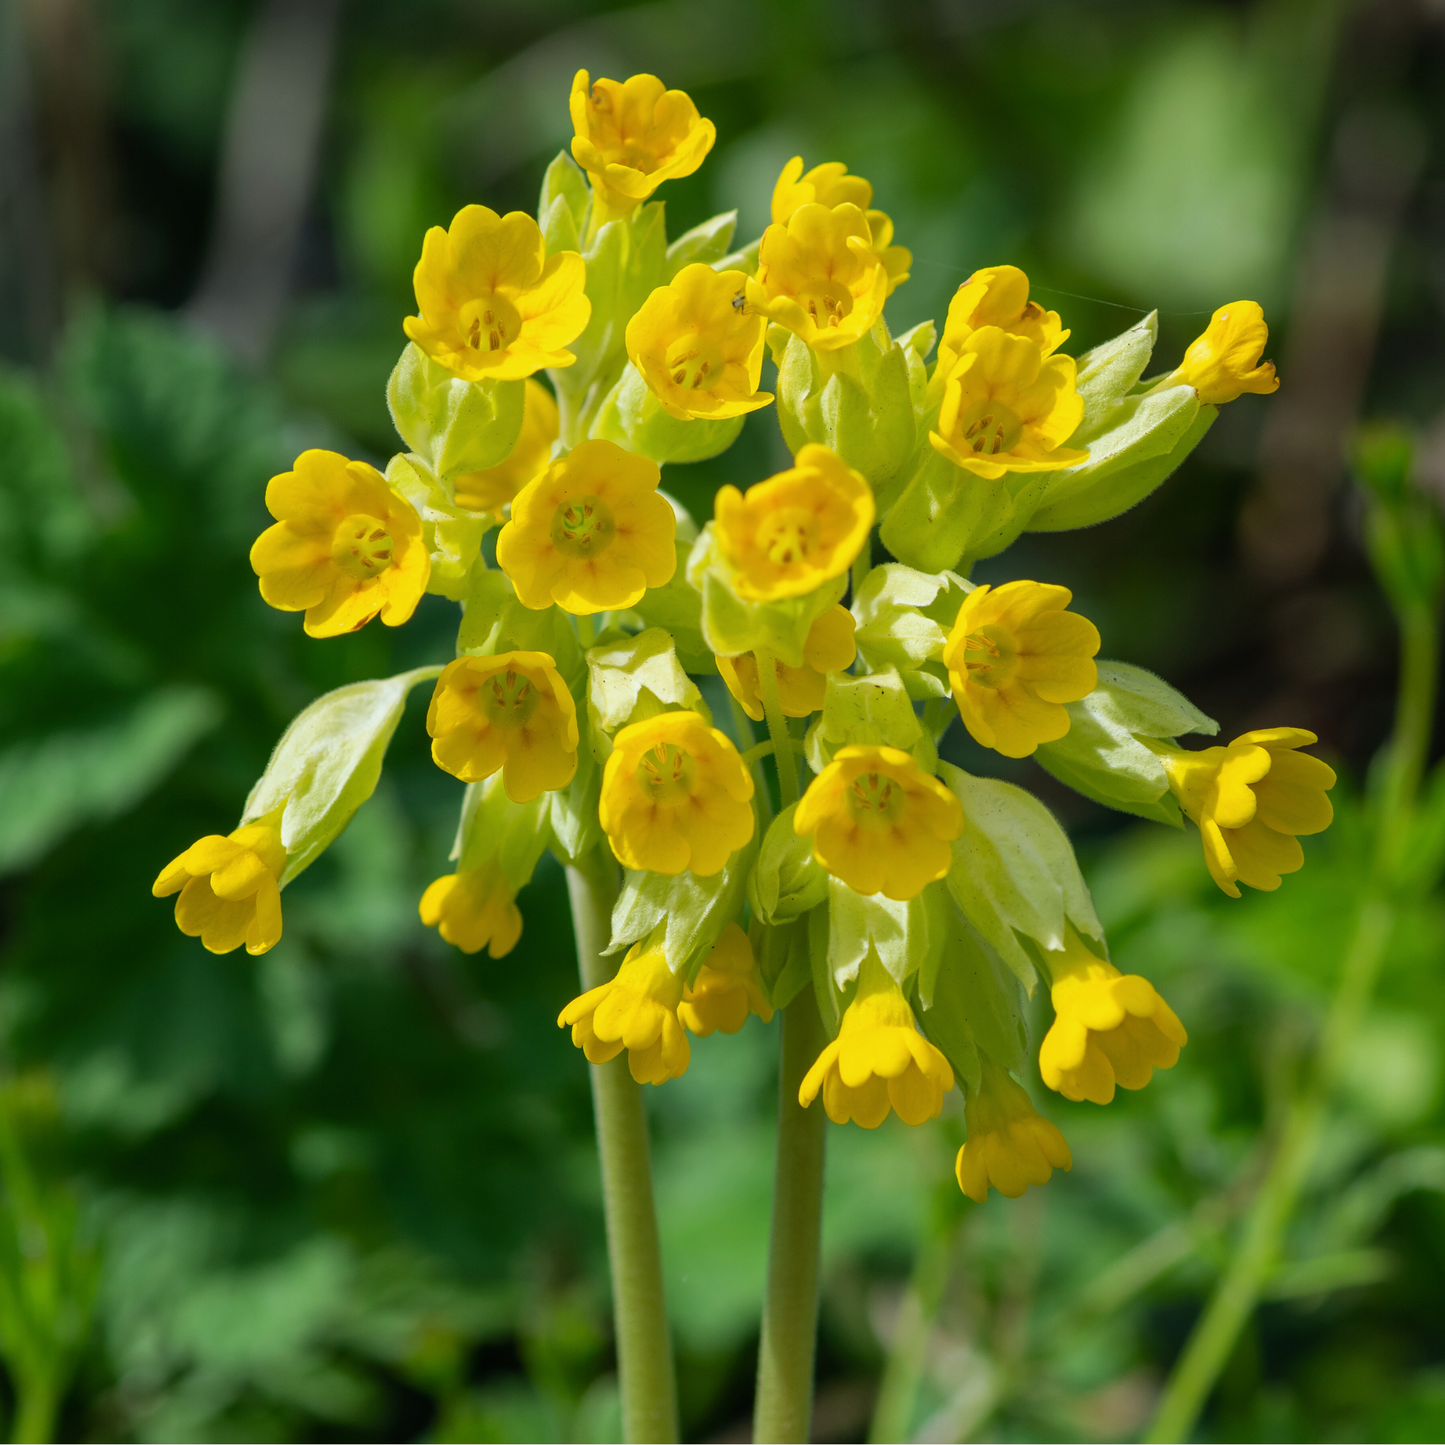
[755,651,800,810]
[566,851,678,1444]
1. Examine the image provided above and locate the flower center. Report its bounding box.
[757,507,819,567]
[462,293,521,354]
[958,625,1018,688]
[954,399,1023,457]
[847,770,906,827]
[799,281,853,330]
[481,668,542,729]
[665,336,726,391]
[331,514,394,581]
[551,495,616,558]
[636,742,695,804]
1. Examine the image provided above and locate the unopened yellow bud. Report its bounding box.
[955,1058,1071,1202]
[1171,301,1279,405]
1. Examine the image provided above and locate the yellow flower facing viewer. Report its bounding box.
[717,605,856,721]
[1168,300,1280,405]
[153,809,286,956]
[943,580,1100,759]
[404,206,589,383]
[569,70,715,216]
[955,1057,1072,1203]
[1038,928,1186,1106]
[559,938,691,1085]
[626,265,774,421]
[250,449,430,639]
[799,953,954,1128]
[453,378,559,514]
[794,745,963,902]
[1150,728,1335,898]
[713,444,874,602]
[419,860,522,959]
[599,711,755,877]
[678,924,774,1036]
[770,157,911,293]
[936,265,1068,374]
[427,651,579,803]
[496,438,676,614]
[931,327,1088,479]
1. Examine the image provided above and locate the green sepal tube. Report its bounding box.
[386,453,492,602]
[614,541,713,673]
[748,804,828,926]
[754,913,814,1011]
[452,772,551,894]
[664,209,738,278]
[590,362,746,464]
[803,667,928,773]
[386,343,525,480]
[584,627,709,762]
[851,563,973,700]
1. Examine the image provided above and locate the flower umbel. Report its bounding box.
[678,924,774,1036]
[1168,300,1280,405]
[936,265,1068,374]
[419,860,522,958]
[770,157,910,293]
[955,1057,1072,1202]
[717,605,856,721]
[559,938,690,1084]
[453,377,559,514]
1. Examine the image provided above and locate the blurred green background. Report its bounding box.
[2,0,1445,1439]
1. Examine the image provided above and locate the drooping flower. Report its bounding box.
[713,445,874,602]
[678,924,774,1036]
[794,745,963,901]
[770,157,910,292]
[717,605,856,721]
[250,449,431,638]
[496,438,676,614]
[453,378,559,514]
[559,938,690,1084]
[955,1057,1072,1202]
[599,710,755,877]
[427,651,579,803]
[626,264,773,421]
[1167,301,1279,405]
[419,860,523,959]
[936,265,1068,374]
[943,581,1100,759]
[799,953,954,1127]
[403,206,590,382]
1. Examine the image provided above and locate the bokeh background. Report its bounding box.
[2,0,1445,1439]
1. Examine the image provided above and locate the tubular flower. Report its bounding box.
[152,809,286,956]
[1168,300,1279,405]
[496,439,676,614]
[427,651,579,803]
[717,605,856,721]
[678,924,774,1036]
[936,265,1068,374]
[558,938,690,1084]
[453,378,559,514]
[943,581,1100,759]
[569,70,715,215]
[1150,728,1336,898]
[403,206,590,382]
[250,450,430,638]
[746,203,889,352]
[1038,928,1186,1105]
[794,745,963,901]
[931,327,1088,479]
[626,265,773,421]
[770,157,911,293]
[713,444,874,602]
[419,860,522,959]
[955,1057,1072,1203]
[799,953,954,1127]
[599,710,755,876]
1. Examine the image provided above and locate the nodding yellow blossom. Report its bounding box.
[943,581,1100,759]
[403,206,590,382]
[717,605,856,721]
[746,203,889,352]
[770,157,911,293]
[250,450,430,639]
[937,265,1068,374]
[1150,728,1335,899]
[794,745,963,901]
[1170,300,1279,405]
[600,710,755,877]
[419,860,522,959]
[496,439,676,614]
[153,810,286,956]
[799,953,953,1127]
[1038,928,1186,1105]
[931,327,1088,479]
[678,924,774,1036]
[713,444,874,602]
[626,265,774,421]
[569,70,715,216]
[559,939,690,1084]
[955,1057,1072,1202]
[454,379,559,514]
[427,651,579,803]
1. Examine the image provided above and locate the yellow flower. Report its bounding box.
[152,810,286,956]
[1152,728,1335,898]
[936,265,1068,374]
[250,449,430,639]
[403,206,590,382]
[745,203,889,352]
[1038,928,1186,1105]
[798,953,953,1127]
[569,70,715,216]
[955,1058,1072,1203]
[770,157,911,293]
[713,444,874,602]
[931,328,1088,479]
[558,938,691,1085]
[943,581,1100,759]
[453,379,559,513]
[794,745,963,901]
[625,264,773,421]
[427,651,579,803]
[496,439,676,614]
[1170,300,1280,405]
[599,710,755,877]
[717,605,856,721]
[678,924,774,1036]
[419,860,522,959]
